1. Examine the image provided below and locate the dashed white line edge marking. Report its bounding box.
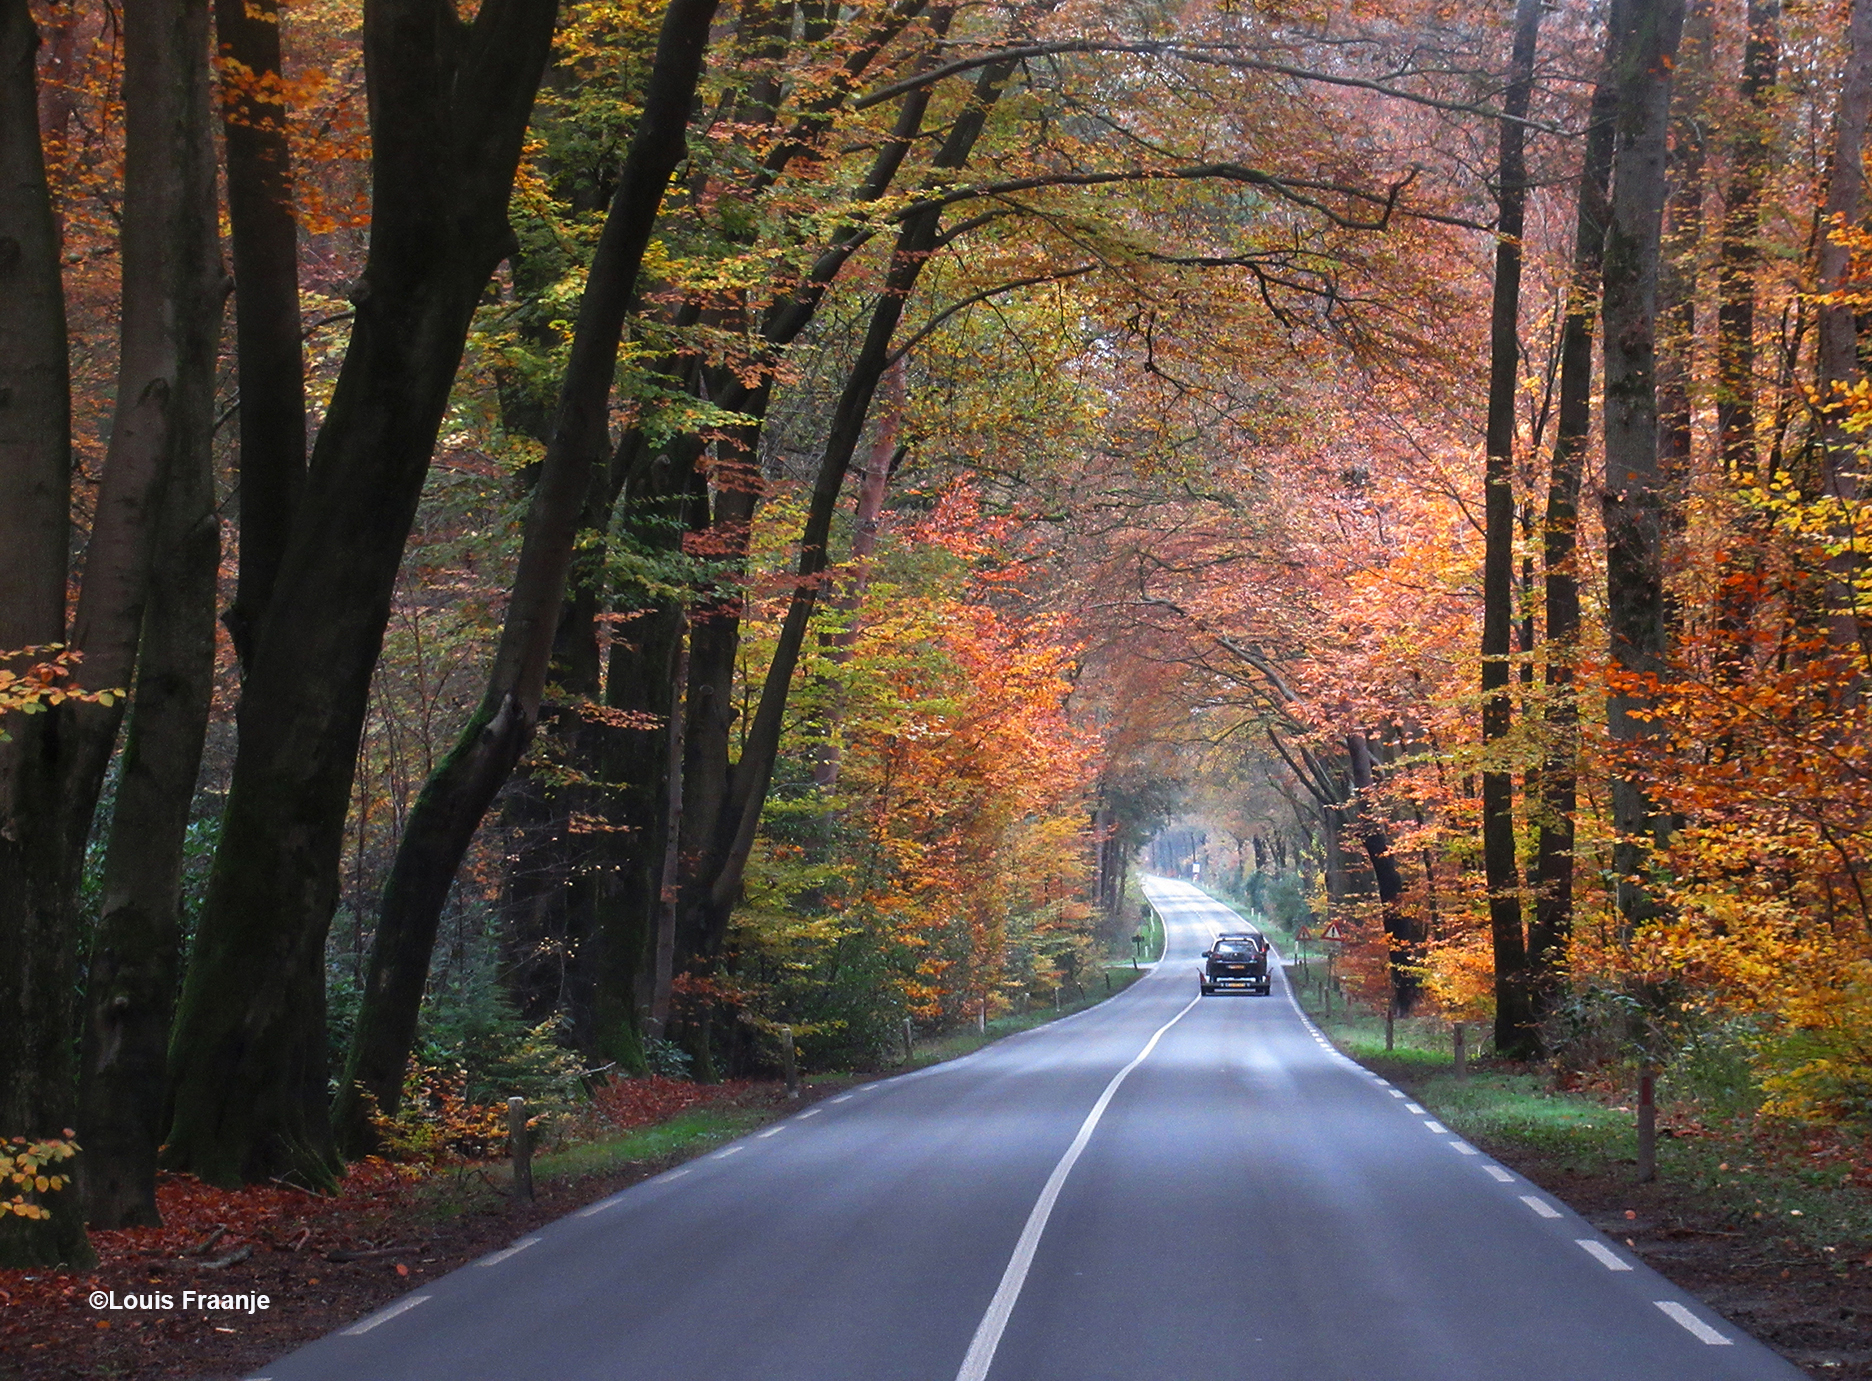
[1576,1239,1633,1271]
[342,1295,432,1335]
[578,1194,627,1217]
[1405,1102,1426,1114]
[1423,1120,1449,1134]
[795,1108,821,1119]
[1655,1300,1732,1345]
[1449,1141,1479,1155]
[476,1235,541,1266]
[954,994,1201,1381]
[1520,1194,1562,1218]
[830,1094,853,1103]
[1389,1089,1406,1098]
[1484,1164,1515,1182]
[756,1125,784,1138]
[711,1145,744,1159]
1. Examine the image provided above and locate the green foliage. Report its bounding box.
[417,967,586,1112]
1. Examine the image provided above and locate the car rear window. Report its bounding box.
[1214,942,1256,956]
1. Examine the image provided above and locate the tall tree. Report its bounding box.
[163,0,559,1188]
[1531,5,1621,1022]
[1714,0,1780,483]
[333,0,720,1152]
[1600,0,1687,931]
[3,0,224,1258]
[1481,0,1541,1058]
[75,0,225,1228]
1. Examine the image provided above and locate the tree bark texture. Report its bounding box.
[1601,0,1687,932]
[215,0,307,671]
[1481,0,1541,1059]
[164,0,558,1187]
[1532,15,1621,1023]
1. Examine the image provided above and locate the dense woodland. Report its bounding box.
[0,0,1868,1271]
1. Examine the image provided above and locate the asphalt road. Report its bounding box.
[252,878,1802,1381]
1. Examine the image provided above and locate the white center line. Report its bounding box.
[1655,1301,1732,1345]
[342,1296,432,1335]
[954,995,1201,1381]
[1520,1195,1562,1218]
[1576,1239,1633,1271]
[1483,1165,1515,1182]
[1423,1120,1449,1134]
[1405,1102,1426,1114]
[477,1236,541,1266]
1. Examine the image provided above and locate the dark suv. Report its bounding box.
[1200,932,1271,996]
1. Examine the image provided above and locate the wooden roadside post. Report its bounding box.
[1453,1024,1468,1080]
[507,1096,533,1203]
[781,1024,799,1100]
[901,1016,914,1063]
[1637,1066,1657,1182]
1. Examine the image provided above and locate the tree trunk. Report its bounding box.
[1482,0,1542,1059]
[1345,732,1419,1013]
[0,0,82,1268]
[1714,0,1779,484]
[1817,0,1872,649]
[1601,0,1687,933]
[1656,0,1710,644]
[215,0,306,669]
[164,0,559,1188]
[1531,12,1621,1024]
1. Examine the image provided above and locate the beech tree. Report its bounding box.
[162,0,560,1188]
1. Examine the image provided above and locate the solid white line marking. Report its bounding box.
[711,1145,743,1160]
[954,996,1201,1381]
[1655,1301,1732,1346]
[477,1235,541,1266]
[1577,1239,1633,1271]
[1483,1165,1515,1182]
[1521,1195,1562,1218]
[1450,1141,1480,1155]
[1405,1102,1426,1114]
[343,1296,431,1335]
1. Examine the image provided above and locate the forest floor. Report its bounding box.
[1306,999,1872,1379]
[0,968,1148,1381]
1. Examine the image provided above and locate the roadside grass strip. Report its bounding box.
[342,1295,431,1335]
[1655,1301,1732,1346]
[1577,1239,1634,1271]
